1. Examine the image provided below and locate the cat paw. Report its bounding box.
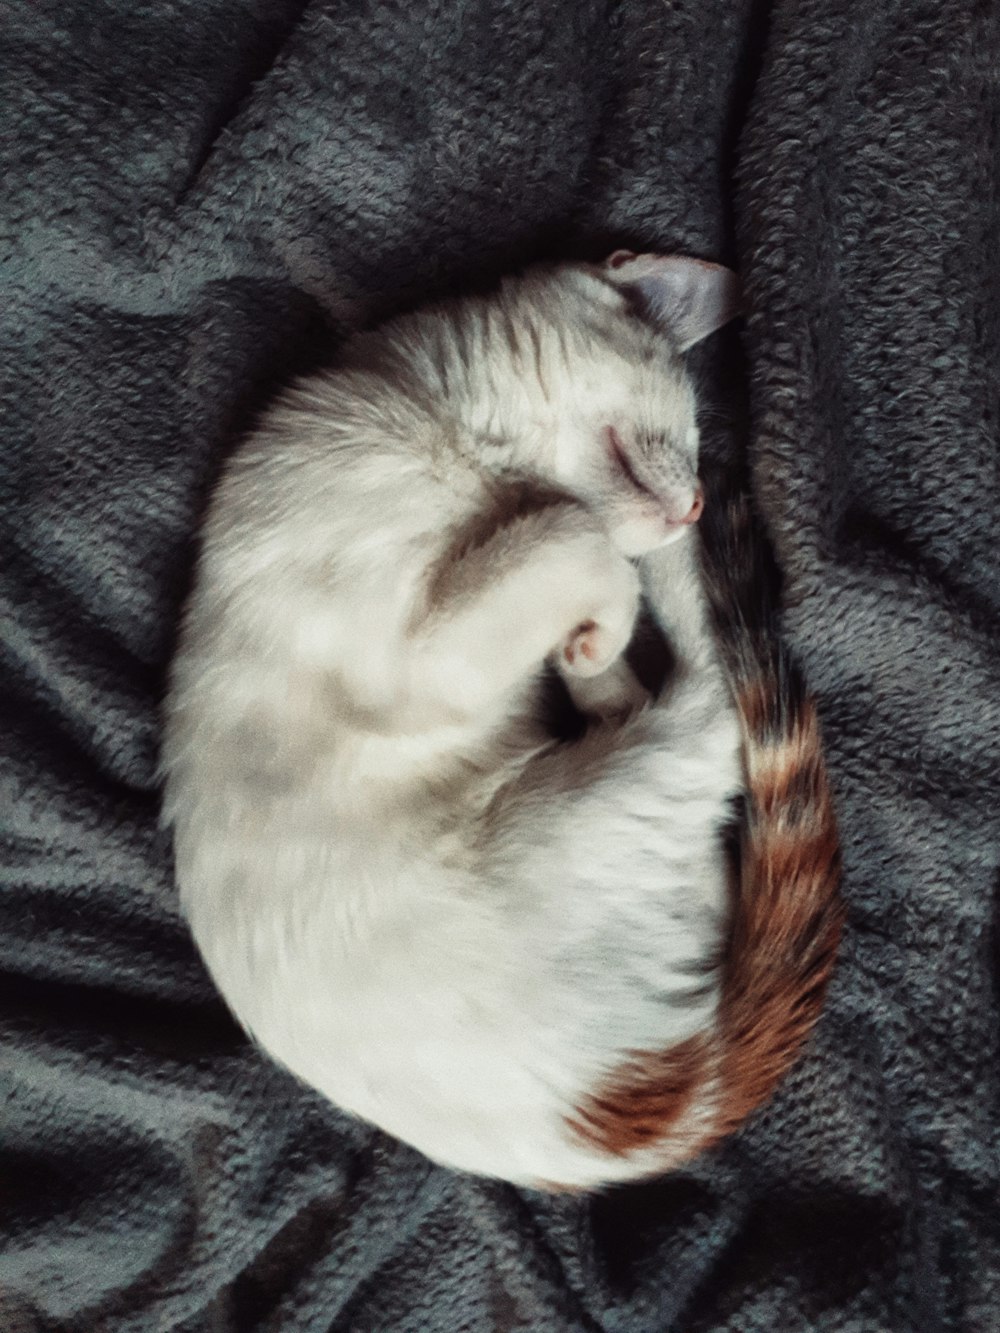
[560,619,623,678]
[558,575,640,680]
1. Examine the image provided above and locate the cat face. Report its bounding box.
[491,254,739,558]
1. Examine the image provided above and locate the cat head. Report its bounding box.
[488,252,740,557]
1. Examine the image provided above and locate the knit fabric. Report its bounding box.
[2,2,998,1329]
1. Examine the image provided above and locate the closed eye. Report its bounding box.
[606,426,654,498]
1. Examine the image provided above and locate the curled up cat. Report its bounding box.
[161,252,843,1190]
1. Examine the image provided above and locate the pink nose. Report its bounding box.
[679,487,704,525]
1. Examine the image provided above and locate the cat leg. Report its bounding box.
[552,593,650,723]
[558,654,649,721]
[554,610,649,720]
[411,502,642,719]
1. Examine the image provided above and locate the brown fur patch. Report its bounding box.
[565,1033,712,1157]
[689,476,844,1157]
[424,480,579,612]
[746,707,821,798]
[709,697,844,1141]
[564,682,843,1172]
[737,676,774,739]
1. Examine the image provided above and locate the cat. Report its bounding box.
[161,252,842,1190]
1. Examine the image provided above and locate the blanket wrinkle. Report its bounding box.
[2,0,999,1329]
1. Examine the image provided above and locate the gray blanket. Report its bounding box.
[3,1,998,1329]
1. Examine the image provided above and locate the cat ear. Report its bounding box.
[602,252,741,351]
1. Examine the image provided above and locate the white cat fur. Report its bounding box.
[162,255,746,1189]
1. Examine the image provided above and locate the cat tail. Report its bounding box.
[697,473,845,1143]
[562,478,843,1185]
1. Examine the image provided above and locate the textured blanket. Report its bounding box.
[3,2,998,1329]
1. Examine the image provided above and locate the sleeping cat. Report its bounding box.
[161,253,842,1190]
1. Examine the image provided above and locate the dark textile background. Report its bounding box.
[2,2,998,1328]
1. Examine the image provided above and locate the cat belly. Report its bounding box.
[188,866,726,1190]
[175,698,740,1191]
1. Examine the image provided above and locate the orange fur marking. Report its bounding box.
[565,1033,711,1157]
[564,670,843,1170]
[710,688,843,1140]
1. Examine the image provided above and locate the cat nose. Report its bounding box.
[677,486,704,525]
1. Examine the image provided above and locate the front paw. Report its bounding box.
[560,618,627,678]
[557,561,641,680]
